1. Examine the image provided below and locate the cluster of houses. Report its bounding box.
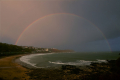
[21,46,55,53]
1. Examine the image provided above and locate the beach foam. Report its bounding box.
[19,53,54,68]
[19,53,109,68]
[49,59,107,66]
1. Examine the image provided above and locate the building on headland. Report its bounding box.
[32,47,50,53]
[21,46,28,49]
[21,46,50,53]
[21,45,74,53]
[34,47,38,49]
[28,46,35,49]
[21,46,35,49]
[44,48,49,51]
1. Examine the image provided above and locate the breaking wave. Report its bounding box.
[20,53,54,68]
[49,59,107,66]
[19,52,111,68]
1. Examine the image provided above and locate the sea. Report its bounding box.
[20,52,120,68]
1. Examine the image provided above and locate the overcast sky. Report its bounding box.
[0,0,120,52]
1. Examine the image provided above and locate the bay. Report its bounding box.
[20,52,120,68]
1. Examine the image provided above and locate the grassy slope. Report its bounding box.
[0,55,31,80]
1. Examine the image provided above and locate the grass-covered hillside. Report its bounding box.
[0,42,33,57]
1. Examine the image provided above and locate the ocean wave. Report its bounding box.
[20,53,108,68]
[48,59,107,66]
[20,53,54,68]
[96,59,108,63]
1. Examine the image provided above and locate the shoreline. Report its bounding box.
[15,57,36,69]
[14,53,55,69]
[14,53,109,69]
[14,52,118,70]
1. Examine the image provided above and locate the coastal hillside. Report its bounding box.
[0,42,33,57]
[0,42,34,53]
[0,42,74,57]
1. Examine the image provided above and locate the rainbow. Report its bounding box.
[15,13,112,52]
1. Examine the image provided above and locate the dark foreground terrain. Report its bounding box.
[0,54,120,80]
[0,42,120,80]
[27,57,120,80]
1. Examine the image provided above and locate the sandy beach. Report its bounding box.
[0,54,32,80]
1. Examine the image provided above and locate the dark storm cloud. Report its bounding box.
[84,0,120,39]
[60,0,120,39]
